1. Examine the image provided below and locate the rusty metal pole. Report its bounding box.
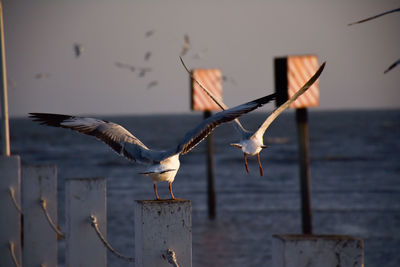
[296,108,312,234]
[0,1,10,156]
[204,111,216,220]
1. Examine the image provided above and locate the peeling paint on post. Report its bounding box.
[134,199,192,267]
[272,234,364,267]
[22,164,58,267]
[65,178,107,267]
[0,155,21,267]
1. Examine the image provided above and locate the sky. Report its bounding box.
[2,0,400,117]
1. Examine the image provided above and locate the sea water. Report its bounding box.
[9,110,400,266]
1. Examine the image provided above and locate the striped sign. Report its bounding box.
[274,55,320,108]
[287,55,320,108]
[191,69,223,111]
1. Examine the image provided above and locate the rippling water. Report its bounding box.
[10,110,400,266]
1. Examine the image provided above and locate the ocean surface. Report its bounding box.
[9,110,400,266]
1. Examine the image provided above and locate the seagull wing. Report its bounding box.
[29,113,154,164]
[253,62,326,140]
[348,7,400,25]
[175,93,277,155]
[384,59,400,74]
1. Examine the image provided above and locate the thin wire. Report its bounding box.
[165,249,180,267]
[9,187,23,214]
[40,198,65,238]
[89,215,134,262]
[9,241,21,267]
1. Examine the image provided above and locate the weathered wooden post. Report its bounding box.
[134,199,192,267]
[272,234,364,267]
[275,55,320,234]
[190,69,223,219]
[0,155,22,267]
[22,164,59,266]
[65,178,107,267]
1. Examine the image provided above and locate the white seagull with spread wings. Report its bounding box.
[29,93,275,200]
[181,57,326,176]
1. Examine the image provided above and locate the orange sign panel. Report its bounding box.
[287,55,320,108]
[191,69,223,111]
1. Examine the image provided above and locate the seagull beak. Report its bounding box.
[261,145,268,149]
[230,143,242,149]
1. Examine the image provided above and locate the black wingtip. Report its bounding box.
[29,112,72,127]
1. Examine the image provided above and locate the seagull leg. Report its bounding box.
[169,182,175,200]
[153,183,160,200]
[257,153,264,176]
[244,153,249,173]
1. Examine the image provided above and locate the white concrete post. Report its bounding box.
[272,234,364,267]
[0,155,22,267]
[65,178,107,267]
[22,164,58,267]
[134,199,192,267]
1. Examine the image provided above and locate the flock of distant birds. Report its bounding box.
[25,7,399,200]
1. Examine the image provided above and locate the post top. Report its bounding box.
[273,234,363,242]
[136,198,190,205]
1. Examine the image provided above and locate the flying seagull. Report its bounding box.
[348,7,400,25]
[180,34,190,57]
[115,61,136,72]
[180,57,326,176]
[29,94,275,200]
[74,43,84,58]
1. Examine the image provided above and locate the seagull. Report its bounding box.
[115,62,136,72]
[35,73,51,79]
[144,51,152,61]
[74,43,84,58]
[146,80,158,90]
[180,34,190,57]
[29,93,275,200]
[138,67,152,77]
[180,57,326,176]
[384,58,400,74]
[348,7,400,25]
[145,30,155,37]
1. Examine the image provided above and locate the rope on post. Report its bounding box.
[89,215,135,262]
[40,198,65,239]
[164,249,180,267]
[9,241,21,267]
[9,187,23,214]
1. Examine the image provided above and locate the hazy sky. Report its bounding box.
[3,0,400,117]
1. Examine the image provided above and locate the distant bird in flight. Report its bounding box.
[180,34,190,57]
[138,67,152,77]
[115,62,136,72]
[30,93,276,200]
[348,7,399,25]
[384,59,400,74]
[147,80,158,90]
[35,73,51,79]
[181,57,325,176]
[74,43,84,58]
[144,51,152,61]
[145,30,155,37]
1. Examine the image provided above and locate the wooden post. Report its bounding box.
[22,164,58,267]
[0,155,21,267]
[134,199,192,267]
[65,178,107,267]
[295,108,312,234]
[204,111,216,219]
[272,234,364,267]
[0,2,10,156]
